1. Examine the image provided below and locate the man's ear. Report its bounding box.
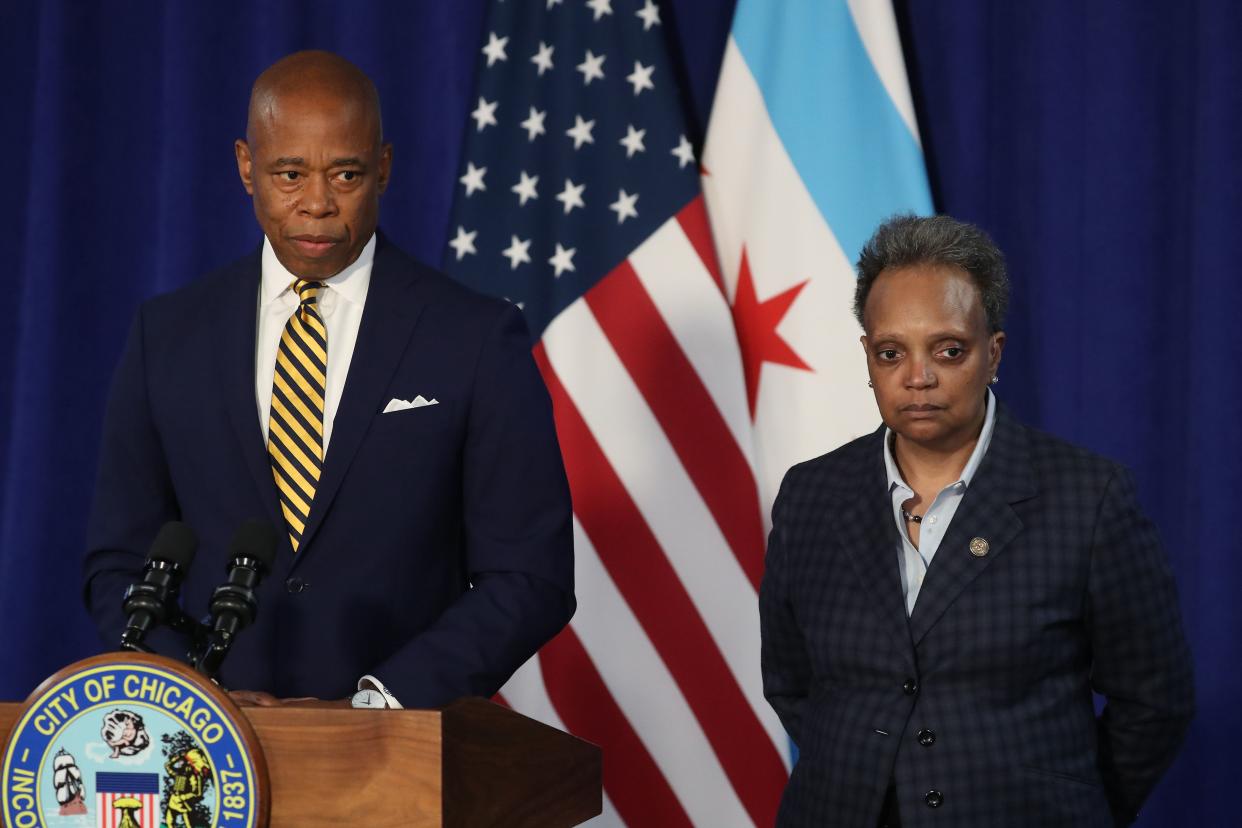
[235,139,254,195]
[376,142,393,195]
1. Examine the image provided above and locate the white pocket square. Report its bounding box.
[383,395,439,413]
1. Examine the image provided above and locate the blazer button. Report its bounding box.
[285,577,307,594]
[925,790,943,808]
[902,678,918,695]
[918,728,936,746]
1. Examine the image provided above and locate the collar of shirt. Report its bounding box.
[883,388,998,496]
[259,233,376,318]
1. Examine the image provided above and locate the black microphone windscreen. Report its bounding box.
[228,520,278,568]
[148,521,197,568]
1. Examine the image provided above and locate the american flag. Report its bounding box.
[94,772,159,828]
[444,1,788,825]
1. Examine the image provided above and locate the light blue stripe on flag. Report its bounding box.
[731,0,933,261]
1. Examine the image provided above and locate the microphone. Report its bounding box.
[195,520,278,680]
[119,522,198,652]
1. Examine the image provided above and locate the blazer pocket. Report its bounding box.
[370,400,457,441]
[380,406,439,416]
[376,397,453,420]
[1018,765,1103,790]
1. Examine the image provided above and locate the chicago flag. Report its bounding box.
[702,0,934,522]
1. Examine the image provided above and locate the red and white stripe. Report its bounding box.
[95,791,158,828]
[503,195,789,826]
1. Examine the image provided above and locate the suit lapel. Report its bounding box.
[908,406,1038,645]
[840,429,917,668]
[292,239,428,563]
[219,247,286,538]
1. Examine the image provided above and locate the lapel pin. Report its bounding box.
[969,537,989,557]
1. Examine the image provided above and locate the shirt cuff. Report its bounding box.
[353,674,404,709]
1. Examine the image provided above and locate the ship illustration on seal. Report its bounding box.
[51,747,89,816]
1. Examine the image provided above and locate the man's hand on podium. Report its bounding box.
[227,690,352,709]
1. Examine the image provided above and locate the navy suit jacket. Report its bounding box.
[83,236,574,706]
[760,405,1193,828]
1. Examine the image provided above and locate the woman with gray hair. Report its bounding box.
[759,214,1193,827]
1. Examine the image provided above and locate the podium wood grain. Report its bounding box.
[0,698,600,827]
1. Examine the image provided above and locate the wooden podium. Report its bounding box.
[0,695,601,826]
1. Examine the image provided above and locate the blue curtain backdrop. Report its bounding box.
[1,1,1236,824]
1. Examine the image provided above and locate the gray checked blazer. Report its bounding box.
[760,403,1194,828]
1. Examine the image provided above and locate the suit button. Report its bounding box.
[902,678,918,695]
[285,577,306,594]
[918,728,936,746]
[925,790,943,808]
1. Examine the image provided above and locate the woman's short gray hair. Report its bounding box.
[853,214,1009,333]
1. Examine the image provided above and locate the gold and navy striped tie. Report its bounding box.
[268,279,327,552]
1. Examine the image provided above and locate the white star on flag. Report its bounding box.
[636,0,661,30]
[458,162,487,196]
[447,226,477,260]
[548,243,577,276]
[586,0,613,21]
[576,50,606,85]
[555,179,585,214]
[511,171,539,205]
[471,97,498,131]
[481,32,508,67]
[608,189,639,224]
[626,61,655,96]
[566,115,596,150]
[545,0,563,8]
[519,107,547,141]
[530,41,555,76]
[671,134,695,169]
[619,125,646,158]
[501,235,532,269]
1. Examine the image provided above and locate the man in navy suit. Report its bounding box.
[82,51,574,708]
[760,215,1193,826]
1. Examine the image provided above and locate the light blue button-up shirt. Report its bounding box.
[884,390,997,615]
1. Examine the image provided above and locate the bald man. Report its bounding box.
[83,52,575,708]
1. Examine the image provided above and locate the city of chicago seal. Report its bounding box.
[2,654,265,827]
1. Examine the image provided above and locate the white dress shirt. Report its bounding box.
[884,389,997,615]
[255,234,375,454]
